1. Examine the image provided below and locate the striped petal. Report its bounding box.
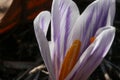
[67,0,115,56]
[51,0,80,78]
[66,26,115,80]
[51,0,79,41]
[34,11,55,80]
[59,0,80,66]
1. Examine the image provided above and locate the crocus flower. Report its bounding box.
[34,0,115,80]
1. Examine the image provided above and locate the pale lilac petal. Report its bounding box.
[34,11,50,36]
[67,0,115,55]
[51,0,79,41]
[59,0,80,66]
[66,26,115,80]
[34,14,55,79]
[106,0,115,25]
[51,0,80,77]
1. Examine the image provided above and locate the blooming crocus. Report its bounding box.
[34,0,115,80]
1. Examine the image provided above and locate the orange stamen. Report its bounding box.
[59,40,81,80]
[90,37,95,44]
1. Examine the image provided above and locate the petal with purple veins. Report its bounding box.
[51,0,79,41]
[66,26,115,80]
[59,0,80,65]
[51,0,80,77]
[67,0,115,55]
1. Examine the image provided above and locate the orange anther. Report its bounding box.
[90,37,95,44]
[59,40,81,80]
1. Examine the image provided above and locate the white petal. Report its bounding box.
[34,16,55,79]
[66,26,115,80]
[34,11,51,36]
[49,41,54,61]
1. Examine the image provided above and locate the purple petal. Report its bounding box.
[51,0,79,41]
[51,0,80,77]
[66,26,115,80]
[67,0,115,56]
[59,0,80,65]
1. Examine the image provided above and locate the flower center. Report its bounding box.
[59,40,81,80]
[59,37,95,80]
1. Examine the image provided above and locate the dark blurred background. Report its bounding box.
[0,0,119,80]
